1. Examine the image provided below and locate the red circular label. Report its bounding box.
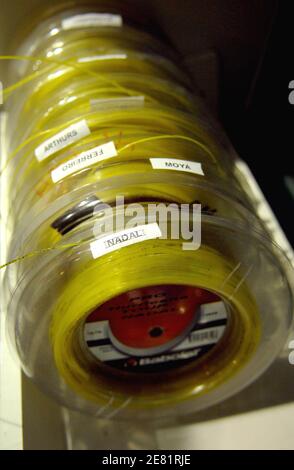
[85,285,220,356]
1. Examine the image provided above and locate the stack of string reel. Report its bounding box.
[2,1,293,420]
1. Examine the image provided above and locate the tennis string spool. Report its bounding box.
[3,2,293,420]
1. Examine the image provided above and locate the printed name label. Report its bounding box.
[51,141,117,183]
[198,301,228,324]
[90,95,145,110]
[78,54,127,63]
[150,158,204,175]
[90,223,162,259]
[62,13,123,30]
[35,119,90,162]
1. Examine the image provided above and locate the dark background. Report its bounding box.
[226,1,294,245]
[146,0,294,246]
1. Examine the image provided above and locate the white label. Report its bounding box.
[78,54,127,63]
[173,325,226,351]
[84,321,128,361]
[88,344,128,362]
[51,141,117,183]
[35,119,90,162]
[62,13,123,30]
[90,223,162,259]
[84,320,109,342]
[150,158,204,176]
[91,96,145,111]
[198,301,228,324]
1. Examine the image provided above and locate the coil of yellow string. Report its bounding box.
[2,2,293,419]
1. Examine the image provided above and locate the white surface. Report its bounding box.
[157,403,294,450]
[0,113,23,449]
[0,421,22,450]
[0,274,22,449]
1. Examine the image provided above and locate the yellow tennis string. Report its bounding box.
[3,3,278,416]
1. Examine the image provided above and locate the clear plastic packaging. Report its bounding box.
[5,211,293,420]
[2,2,293,421]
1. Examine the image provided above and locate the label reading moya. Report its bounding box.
[62,13,123,30]
[51,141,117,183]
[150,158,204,175]
[84,285,228,373]
[90,223,162,259]
[35,119,90,161]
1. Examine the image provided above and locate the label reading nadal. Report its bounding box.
[35,120,90,161]
[62,13,123,30]
[51,141,117,183]
[90,223,162,259]
[150,158,204,176]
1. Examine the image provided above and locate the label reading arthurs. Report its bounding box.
[35,119,90,161]
[83,285,228,373]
